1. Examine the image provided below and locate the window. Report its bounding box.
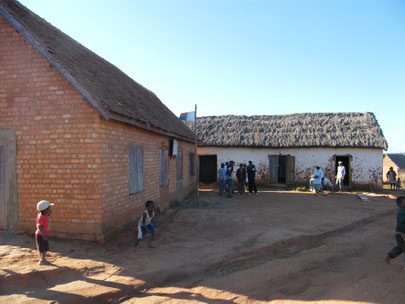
[129,145,144,194]
[176,150,183,181]
[160,148,168,186]
[189,152,196,176]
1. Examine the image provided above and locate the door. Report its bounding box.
[269,155,279,184]
[199,155,217,184]
[0,146,7,229]
[286,155,295,185]
[335,155,351,187]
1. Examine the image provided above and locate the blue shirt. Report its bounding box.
[218,167,227,181]
[313,168,323,185]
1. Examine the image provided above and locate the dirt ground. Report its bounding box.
[1,188,405,304]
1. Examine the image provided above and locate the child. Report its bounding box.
[35,200,54,265]
[135,201,157,248]
[396,178,401,190]
[385,196,405,265]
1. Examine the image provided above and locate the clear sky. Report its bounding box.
[19,0,405,152]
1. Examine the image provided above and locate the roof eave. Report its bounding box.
[0,3,111,121]
[109,112,195,143]
[199,144,386,149]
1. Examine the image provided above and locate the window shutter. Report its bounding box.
[176,151,183,181]
[160,148,168,186]
[189,152,195,177]
[137,146,144,192]
[129,145,144,194]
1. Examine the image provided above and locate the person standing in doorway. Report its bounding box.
[335,161,346,192]
[386,167,397,190]
[247,160,258,195]
[218,163,227,196]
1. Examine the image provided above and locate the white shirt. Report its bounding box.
[337,165,346,179]
[138,210,154,226]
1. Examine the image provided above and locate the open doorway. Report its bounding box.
[269,155,295,184]
[199,155,217,184]
[335,155,350,187]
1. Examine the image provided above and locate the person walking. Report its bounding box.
[247,160,258,195]
[385,196,405,265]
[335,161,346,192]
[236,164,246,195]
[386,167,397,190]
[218,163,227,196]
[35,200,54,265]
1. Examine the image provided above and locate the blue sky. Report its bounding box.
[19,0,405,152]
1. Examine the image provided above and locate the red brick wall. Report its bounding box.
[383,155,398,182]
[0,15,196,240]
[0,15,104,238]
[99,120,196,235]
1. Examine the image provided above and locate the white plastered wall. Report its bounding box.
[198,147,383,186]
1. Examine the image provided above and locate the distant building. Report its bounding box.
[0,0,196,240]
[192,113,387,190]
[383,154,405,181]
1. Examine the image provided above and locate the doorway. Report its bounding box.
[199,155,217,184]
[269,155,295,184]
[0,130,17,231]
[335,155,350,187]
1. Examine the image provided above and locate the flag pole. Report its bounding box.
[195,104,199,208]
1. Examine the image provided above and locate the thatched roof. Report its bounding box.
[187,112,387,150]
[387,154,405,168]
[0,0,195,142]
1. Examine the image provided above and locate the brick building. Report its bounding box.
[0,0,197,240]
[383,154,405,182]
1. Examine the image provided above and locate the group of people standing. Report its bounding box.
[218,160,258,197]
[310,161,346,194]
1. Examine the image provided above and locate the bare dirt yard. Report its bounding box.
[1,188,405,304]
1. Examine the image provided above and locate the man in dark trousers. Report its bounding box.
[247,160,258,195]
[236,163,246,195]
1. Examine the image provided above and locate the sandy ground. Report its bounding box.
[1,188,405,304]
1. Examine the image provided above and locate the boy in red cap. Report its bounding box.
[35,200,54,265]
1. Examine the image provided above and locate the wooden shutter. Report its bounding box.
[136,146,144,192]
[176,151,183,181]
[160,148,168,186]
[189,152,195,177]
[129,145,144,194]
[286,155,295,185]
[269,155,279,184]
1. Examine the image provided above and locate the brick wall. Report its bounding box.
[0,15,196,240]
[0,15,104,238]
[383,155,398,182]
[99,120,196,235]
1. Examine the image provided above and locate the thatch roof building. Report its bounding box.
[192,112,387,149]
[194,112,387,190]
